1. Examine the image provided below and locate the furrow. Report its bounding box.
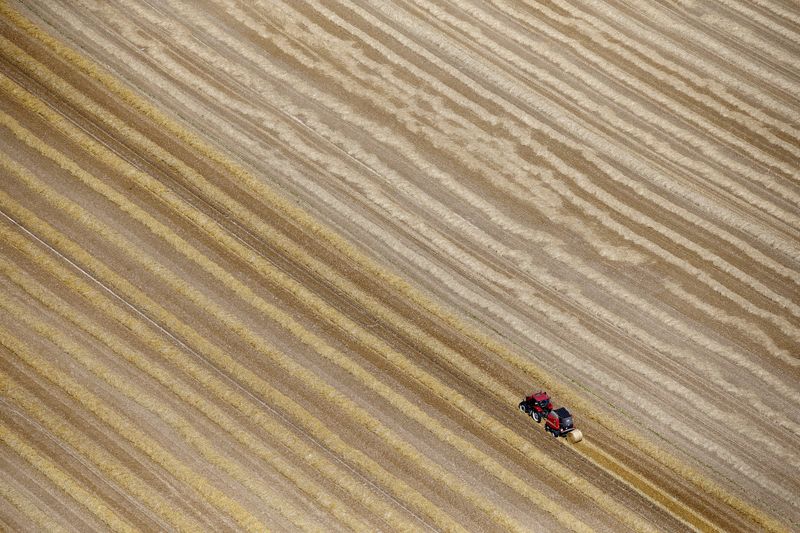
[567,0,800,124]
[0,474,68,533]
[479,0,800,181]
[0,257,369,532]
[0,95,576,530]
[0,64,654,533]
[0,416,136,533]
[530,0,800,161]
[416,0,800,215]
[0,193,459,532]
[370,0,800,265]
[0,324,270,533]
[0,360,205,533]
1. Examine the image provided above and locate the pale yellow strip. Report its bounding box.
[0,416,135,532]
[0,475,68,533]
[0,327,267,533]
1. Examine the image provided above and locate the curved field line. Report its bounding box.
[0,328,268,533]
[0,196,463,532]
[0,77,660,532]
[0,260,366,533]
[0,475,69,533]
[0,366,205,532]
[0,120,570,533]
[613,1,800,96]
[0,416,135,533]
[467,0,800,184]
[0,5,786,529]
[367,0,800,264]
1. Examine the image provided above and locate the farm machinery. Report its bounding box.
[519,391,583,443]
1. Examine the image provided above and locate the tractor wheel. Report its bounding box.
[531,412,541,423]
[518,403,527,413]
[568,430,583,443]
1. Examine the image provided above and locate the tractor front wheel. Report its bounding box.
[531,411,541,423]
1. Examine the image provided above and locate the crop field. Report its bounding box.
[0,0,798,531]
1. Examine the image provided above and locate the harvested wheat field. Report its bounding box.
[0,0,798,531]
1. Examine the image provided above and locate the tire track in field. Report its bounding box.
[0,417,136,533]
[0,212,419,531]
[0,361,204,532]
[0,470,69,533]
[0,95,582,533]
[1,3,792,528]
[0,64,692,531]
[0,184,457,531]
[0,258,368,532]
[0,292,320,532]
[0,331,268,533]
[0,46,752,533]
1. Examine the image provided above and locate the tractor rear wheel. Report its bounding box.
[531,412,541,423]
[568,430,583,443]
[518,403,527,413]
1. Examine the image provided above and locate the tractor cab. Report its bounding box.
[525,392,552,411]
[518,391,553,422]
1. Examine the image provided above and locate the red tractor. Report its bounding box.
[518,391,552,423]
[519,391,583,443]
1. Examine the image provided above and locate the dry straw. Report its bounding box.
[0,325,269,533]
[0,474,69,533]
[0,4,788,531]
[0,189,452,531]
[0,367,199,531]
[0,257,364,532]
[0,414,136,533]
[1,77,613,532]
